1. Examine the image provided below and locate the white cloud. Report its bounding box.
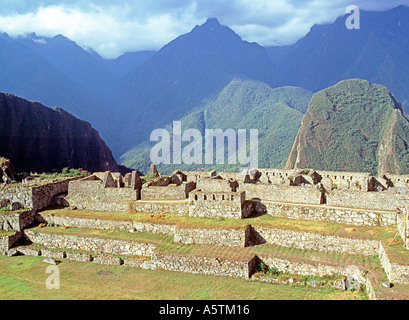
[0,0,408,58]
[0,4,200,58]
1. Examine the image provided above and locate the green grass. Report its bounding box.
[0,204,12,212]
[0,255,367,300]
[0,230,16,236]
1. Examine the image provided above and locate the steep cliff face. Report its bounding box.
[0,92,121,174]
[285,79,409,175]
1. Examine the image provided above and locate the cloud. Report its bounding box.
[0,3,200,58]
[0,0,408,58]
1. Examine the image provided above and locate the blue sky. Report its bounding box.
[0,0,408,58]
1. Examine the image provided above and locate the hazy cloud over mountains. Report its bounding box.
[0,0,408,58]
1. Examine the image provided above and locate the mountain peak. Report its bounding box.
[203,18,221,28]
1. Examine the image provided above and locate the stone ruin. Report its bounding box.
[2,164,409,299]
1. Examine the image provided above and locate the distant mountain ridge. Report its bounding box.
[121,77,312,174]
[267,5,409,113]
[1,8,409,175]
[110,18,279,155]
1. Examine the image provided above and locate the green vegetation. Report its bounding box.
[121,78,312,174]
[0,230,16,237]
[142,172,159,182]
[287,79,409,174]
[254,261,348,290]
[39,168,87,180]
[0,204,12,211]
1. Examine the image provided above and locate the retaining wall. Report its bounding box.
[257,255,361,279]
[141,252,256,279]
[24,230,156,257]
[378,242,409,285]
[397,208,409,250]
[36,213,384,255]
[0,232,21,254]
[130,200,189,215]
[0,210,34,231]
[263,201,396,227]
[251,226,379,256]
[326,189,406,212]
[174,226,250,247]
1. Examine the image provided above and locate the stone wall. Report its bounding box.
[263,201,396,227]
[0,210,34,231]
[238,183,323,205]
[326,189,406,211]
[251,226,379,256]
[0,185,32,210]
[141,182,195,200]
[141,252,256,279]
[0,232,20,254]
[0,235,9,253]
[66,178,137,212]
[36,212,387,255]
[256,254,370,291]
[130,200,189,215]
[382,174,409,188]
[38,213,134,231]
[0,178,74,212]
[188,190,247,219]
[37,213,249,247]
[218,172,242,181]
[196,178,238,193]
[31,179,75,210]
[257,169,298,185]
[38,212,178,236]
[174,226,250,247]
[317,171,371,191]
[24,230,156,256]
[377,242,409,285]
[397,208,409,250]
[183,170,216,182]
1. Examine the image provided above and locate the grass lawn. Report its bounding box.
[0,255,367,300]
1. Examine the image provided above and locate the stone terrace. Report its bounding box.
[2,166,409,299]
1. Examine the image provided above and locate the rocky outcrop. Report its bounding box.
[0,157,14,183]
[285,79,409,175]
[0,92,122,174]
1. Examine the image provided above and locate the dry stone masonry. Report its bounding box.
[2,167,409,299]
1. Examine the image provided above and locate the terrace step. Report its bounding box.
[16,225,396,298]
[36,209,388,256]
